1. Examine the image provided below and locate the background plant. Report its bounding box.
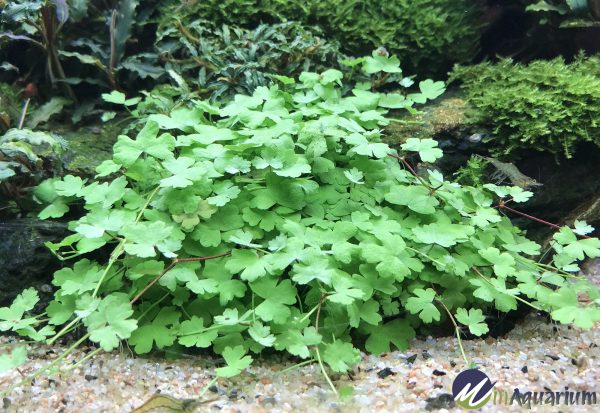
[1,53,599,390]
[166,0,483,77]
[526,0,600,27]
[450,55,600,158]
[0,0,164,120]
[0,128,65,205]
[156,19,345,101]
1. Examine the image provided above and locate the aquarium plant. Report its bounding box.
[451,55,600,158]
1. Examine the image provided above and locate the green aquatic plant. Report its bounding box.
[169,0,482,76]
[1,55,600,394]
[0,128,65,201]
[526,0,600,27]
[454,155,487,188]
[0,0,164,111]
[451,55,600,158]
[156,19,345,101]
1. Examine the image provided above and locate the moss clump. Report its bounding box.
[451,56,600,158]
[175,0,481,76]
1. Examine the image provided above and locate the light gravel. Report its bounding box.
[1,314,598,413]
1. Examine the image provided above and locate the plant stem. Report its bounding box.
[472,267,543,311]
[199,376,218,398]
[387,153,435,192]
[405,246,446,267]
[435,295,469,366]
[500,204,561,230]
[92,187,160,299]
[313,293,338,397]
[277,359,316,374]
[47,316,80,345]
[2,334,89,397]
[136,292,170,322]
[129,252,230,305]
[299,302,321,323]
[18,98,30,129]
[48,347,102,376]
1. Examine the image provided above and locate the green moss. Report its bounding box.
[52,122,121,176]
[383,96,467,146]
[451,55,600,158]
[311,0,480,76]
[176,0,481,76]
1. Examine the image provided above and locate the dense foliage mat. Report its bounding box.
[451,55,600,158]
[1,55,600,379]
[0,0,344,115]
[170,0,481,76]
[156,20,344,101]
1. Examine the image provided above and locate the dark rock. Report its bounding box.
[545,354,560,361]
[58,124,118,177]
[32,120,120,178]
[512,145,600,242]
[521,366,528,373]
[209,385,227,396]
[261,396,277,405]
[0,219,67,306]
[84,375,97,381]
[405,354,418,364]
[376,367,395,379]
[432,369,447,376]
[422,350,432,360]
[425,393,455,411]
[383,90,483,175]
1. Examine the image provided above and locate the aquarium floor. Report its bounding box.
[1,314,598,413]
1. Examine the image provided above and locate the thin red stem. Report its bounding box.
[500,204,561,229]
[387,153,434,192]
[129,251,231,305]
[499,204,591,239]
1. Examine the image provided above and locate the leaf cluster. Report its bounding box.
[0,0,164,116]
[525,0,600,27]
[172,0,482,76]
[3,56,600,378]
[0,128,65,197]
[156,19,345,101]
[451,55,600,158]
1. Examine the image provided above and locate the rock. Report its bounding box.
[383,92,469,145]
[405,354,418,364]
[49,121,121,177]
[509,145,600,241]
[425,393,455,411]
[562,188,600,231]
[376,367,395,379]
[0,219,67,306]
[383,90,487,177]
